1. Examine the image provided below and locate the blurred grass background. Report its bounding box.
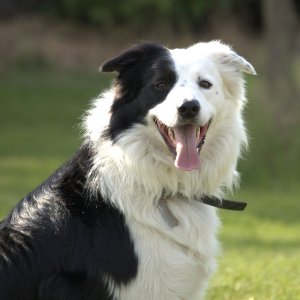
[1,0,300,299]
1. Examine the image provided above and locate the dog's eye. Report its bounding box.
[199,81,212,89]
[156,82,167,89]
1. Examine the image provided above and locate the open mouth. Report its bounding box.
[155,118,211,171]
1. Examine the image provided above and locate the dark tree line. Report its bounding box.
[1,0,299,36]
[0,0,269,32]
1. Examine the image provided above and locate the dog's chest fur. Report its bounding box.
[110,196,219,300]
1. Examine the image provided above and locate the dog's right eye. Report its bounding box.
[199,80,212,89]
[156,82,167,89]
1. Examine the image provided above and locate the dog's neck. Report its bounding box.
[157,190,247,228]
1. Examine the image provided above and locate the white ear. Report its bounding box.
[199,41,256,75]
[229,51,256,75]
[207,42,256,99]
[189,41,256,75]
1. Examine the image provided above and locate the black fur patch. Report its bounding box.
[101,42,177,141]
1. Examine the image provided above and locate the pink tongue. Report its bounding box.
[173,124,201,171]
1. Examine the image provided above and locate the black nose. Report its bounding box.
[177,100,200,119]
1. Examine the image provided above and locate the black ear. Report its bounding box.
[99,42,165,73]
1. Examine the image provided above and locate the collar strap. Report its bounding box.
[200,195,247,211]
[157,192,247,229]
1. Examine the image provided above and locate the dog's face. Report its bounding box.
[100,41,255,172]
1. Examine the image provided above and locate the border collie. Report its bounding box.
[0,41,255,300]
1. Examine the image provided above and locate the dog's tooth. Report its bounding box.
[168,128,175,142]
[196,126,200,141]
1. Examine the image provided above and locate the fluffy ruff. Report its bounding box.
[0,41,255,300]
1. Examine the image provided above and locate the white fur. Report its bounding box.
[83,41,254,300]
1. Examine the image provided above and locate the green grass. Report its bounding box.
[0,67,299,299]
[206,188,300,300]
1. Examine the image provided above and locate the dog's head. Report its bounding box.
[96,41,255,174]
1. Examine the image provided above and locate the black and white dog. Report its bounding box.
[0,41,255,300]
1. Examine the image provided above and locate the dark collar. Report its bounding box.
[157,191,247,228]
[200,195,247,211]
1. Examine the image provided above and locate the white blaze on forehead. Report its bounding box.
[170,48,200,78]
[170,43,216,66]
[169,44,220,84]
